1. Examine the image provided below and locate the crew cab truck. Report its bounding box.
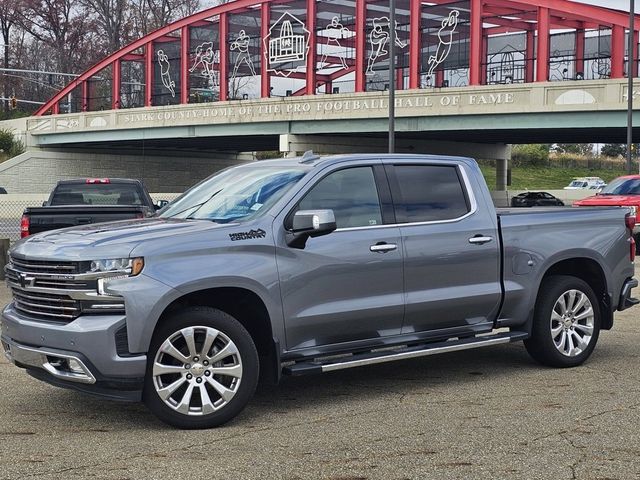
[20,178,163,238]
[2,154,637,429]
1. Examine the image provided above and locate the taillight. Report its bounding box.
[20,214,30,238]
[86,178,110,184]
[626,213,636,231]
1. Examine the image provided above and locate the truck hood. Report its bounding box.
[574,195,640,206]
[11,218,235,261]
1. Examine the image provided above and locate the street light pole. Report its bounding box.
[628,0,635,174]
[388,0,396,154]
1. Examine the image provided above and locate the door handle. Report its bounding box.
[370,243,398,253]
[468,235,493,245]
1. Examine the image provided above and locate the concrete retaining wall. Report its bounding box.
[0,150,253,194]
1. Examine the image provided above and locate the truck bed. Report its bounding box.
[495,204,633,330]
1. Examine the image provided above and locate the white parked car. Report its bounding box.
[563,177,606,190]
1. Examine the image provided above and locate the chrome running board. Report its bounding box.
[283,331,528,376]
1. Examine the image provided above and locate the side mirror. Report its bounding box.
[287,209,337,248]
[155,200,169,210]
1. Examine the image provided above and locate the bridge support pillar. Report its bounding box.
[496,156,509,192]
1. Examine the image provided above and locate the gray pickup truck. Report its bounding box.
[2,154,638,429]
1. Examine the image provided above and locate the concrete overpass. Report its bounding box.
[3,78,636,191]
[22,78,640,149]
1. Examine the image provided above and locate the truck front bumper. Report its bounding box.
[1,304,146,401]
[618,277,639,311]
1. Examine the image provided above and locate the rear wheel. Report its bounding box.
[143,307,259,429]
[524,275,600,368]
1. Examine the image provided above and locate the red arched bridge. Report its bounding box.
[36,0,640,116]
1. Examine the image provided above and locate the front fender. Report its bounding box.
[127,245,283,352]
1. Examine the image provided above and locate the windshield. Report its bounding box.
[160,165,308,222]
[568,181,586,188]
[599,177,640,195]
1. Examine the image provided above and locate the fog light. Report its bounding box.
[46,356,65,368]
[67,359,86,375]
[1,341,11,361]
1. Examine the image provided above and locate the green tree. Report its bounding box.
[512,144,549,166]
[555,144,594,156]
[600,143,626,158]
[0,128,25,160]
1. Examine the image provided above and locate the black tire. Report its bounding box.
[143,306,259,429]
[524,275,601,368]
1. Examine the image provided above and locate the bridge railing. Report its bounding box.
[36,0,640,117]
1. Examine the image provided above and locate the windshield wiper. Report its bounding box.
[165,189,222,219]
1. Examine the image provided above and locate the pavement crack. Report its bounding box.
[559,432,586,480]
[578,401,640,424]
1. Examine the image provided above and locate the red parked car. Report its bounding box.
[574,175,639,250]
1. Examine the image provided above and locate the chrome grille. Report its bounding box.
[6,256,84,322]
[10,257,81,274]
[6,255,125,322]
[5,269,90,291]
[12,289,80,322]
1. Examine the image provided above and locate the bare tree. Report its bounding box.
[18,0,95,74]
[3,0,206,112]
[0,0,24,109]
[130,0,200,36]
[80,0,132,55]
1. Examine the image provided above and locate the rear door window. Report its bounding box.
[50,184,144,206]
[390,165,470,223]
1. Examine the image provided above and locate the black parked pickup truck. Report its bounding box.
[20,178,165,238]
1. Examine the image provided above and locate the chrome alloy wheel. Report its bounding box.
[550,289,595,357]
[152,326,243,416]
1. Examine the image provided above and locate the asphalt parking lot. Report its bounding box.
[1,285,640,480]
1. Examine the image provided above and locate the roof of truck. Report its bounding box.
[55,178,144,185]
[250,153,477,168]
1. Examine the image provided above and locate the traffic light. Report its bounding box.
[9,95,17,110]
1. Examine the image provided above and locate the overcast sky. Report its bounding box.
[574,0,640,13]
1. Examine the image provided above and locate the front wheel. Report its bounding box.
[143,307,259,429]
[524,275,601,368]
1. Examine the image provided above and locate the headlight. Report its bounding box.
[94,258,144,296]
[90,257,144,276]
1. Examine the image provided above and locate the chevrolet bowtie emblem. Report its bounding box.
[18,273,35,289]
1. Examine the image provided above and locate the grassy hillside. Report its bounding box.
[479,164,630,191]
